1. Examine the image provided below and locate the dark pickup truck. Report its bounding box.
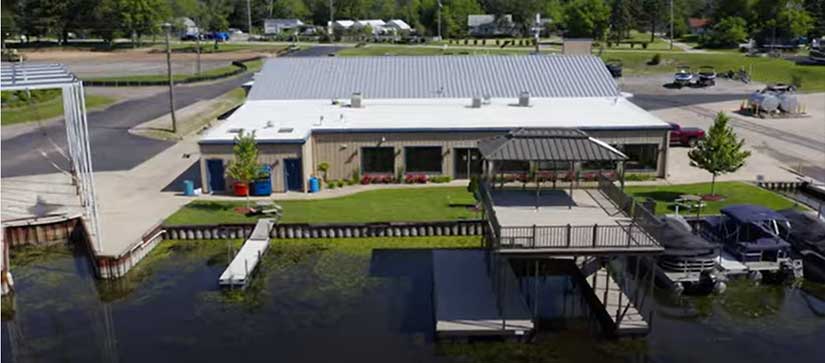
[669,123,705,147]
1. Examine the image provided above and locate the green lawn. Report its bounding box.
[165,187,478,225]
[600,51,825,92]
[84,59,263,83]
[1,93,116,126]
[625,181,801,216]
[337,45,540,56]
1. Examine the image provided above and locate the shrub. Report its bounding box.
[649,53,661,65]
[351,169,360,185]
[790,73,803,89]
[624,173,656,182]
[701,17,747,48]
[327,182,337,189]
[430,176,452,183]
[337,180,346,188]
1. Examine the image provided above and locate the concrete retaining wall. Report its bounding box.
[3,217,81,247]
[164,220,484,241]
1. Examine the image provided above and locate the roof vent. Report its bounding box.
[351,92,363,108]
[471,96,482,108]
[518,91,530,107]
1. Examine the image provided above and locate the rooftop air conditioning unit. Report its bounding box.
[471,96,482,108]
[351,92,363,108]
[519,91,530,107]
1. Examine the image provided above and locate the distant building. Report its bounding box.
[353,19,387,35]
[175,17,199,38]
[688,18,711,35]
[330,20,356,31]
[264,19,305,35]
[468,14,515,37]
[384,19,412,33]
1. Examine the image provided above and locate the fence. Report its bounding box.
[598,174,668,243]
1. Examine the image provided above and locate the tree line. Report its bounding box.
[1,0,823,46]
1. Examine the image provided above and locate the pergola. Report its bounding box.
[0,63,101,249]
[478,128,628,209]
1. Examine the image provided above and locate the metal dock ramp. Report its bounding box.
[433,250,533,338]
[219,219,275,288]
[584,267,649,336]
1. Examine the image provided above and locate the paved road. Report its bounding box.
[1,74,251,177]
[2,46,344,178]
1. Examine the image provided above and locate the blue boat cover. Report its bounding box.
[721,205,789,224]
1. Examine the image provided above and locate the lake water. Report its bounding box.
[2,241,825,363]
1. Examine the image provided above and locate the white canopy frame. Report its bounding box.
[1,63,102,251]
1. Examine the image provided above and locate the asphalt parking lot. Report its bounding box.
[622,74,825,182]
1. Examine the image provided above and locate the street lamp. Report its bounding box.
[162,22,177,134]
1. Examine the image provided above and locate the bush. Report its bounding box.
[624,173,657,182]
[790,73,803,89]
[430,176,452,183]
[648,53,661,65]
[404,173,428,184]
[351,169,360,185]
[327,182,337,189]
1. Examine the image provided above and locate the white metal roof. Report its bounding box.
[248,55,619,101]
[199,97,670,144]
[386,19,411,30]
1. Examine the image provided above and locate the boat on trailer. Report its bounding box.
[655,215,724,295]
[699,205,802,281]
[778,209,825,283]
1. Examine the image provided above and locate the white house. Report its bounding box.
[385,19,412,33]
[330,20,356,31]
[353,19,387,34]
[264,18,305,35]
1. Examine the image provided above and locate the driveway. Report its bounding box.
[1,74,251,177]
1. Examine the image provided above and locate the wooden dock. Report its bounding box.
[433,250,533,338]
[219,219,275,288]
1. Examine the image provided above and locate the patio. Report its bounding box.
[491,188,624,227]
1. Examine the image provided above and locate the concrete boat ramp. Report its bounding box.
[433,250,533,338]
[219,219,276,288]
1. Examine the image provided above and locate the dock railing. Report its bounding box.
[480,180,661,253]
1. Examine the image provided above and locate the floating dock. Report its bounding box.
[219,219,275,288]
[433,250,533,338]
[584,267,648,336]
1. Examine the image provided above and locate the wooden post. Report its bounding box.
[592,224,598,247]
[566,224,572,248]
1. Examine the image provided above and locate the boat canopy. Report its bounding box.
[660,217,718,256]
[779,209,825,250]
[721,205,788,224]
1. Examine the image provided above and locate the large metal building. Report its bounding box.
[198,55,671,193]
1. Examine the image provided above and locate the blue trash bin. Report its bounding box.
[252,178,272,196]
[309,177,320,193]
[183,180,194,196]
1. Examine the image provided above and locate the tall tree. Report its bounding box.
[118,0,172,45]
[805,0,825,38]
[564,0,610,39]
[688,112,751,196]
[271,0,311,19]
[610,0,632,41]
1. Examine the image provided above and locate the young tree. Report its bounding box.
[703,16,748,48]
[227,130,262,204]
[688,112,751,196]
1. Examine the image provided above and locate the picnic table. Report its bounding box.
[674,194,705,214]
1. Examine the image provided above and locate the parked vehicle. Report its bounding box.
[748,84,799,114]
[668,123,705,147]
[673,65,694,88]
[778,209,825,282]
[655,215,724,294]
[696,66,717,87]
[700,205,801,281]
[605,59,622,78]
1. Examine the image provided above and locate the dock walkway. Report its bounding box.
[219,219,276,288]
[584,267,648,336]
[433,250,533,338]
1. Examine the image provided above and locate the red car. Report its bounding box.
[669,123,705,147]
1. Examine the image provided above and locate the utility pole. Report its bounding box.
[247,0,253,34]
[328,0,334,37]
[163,23,177,134]
[669,0,674,50]
[437,0,443,40]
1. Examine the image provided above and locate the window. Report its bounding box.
[537,161,570,171]
[620,144,659,171]
[361,147,394,173]
[581,160,617,171]
[405,147,443,173]
[498,160,530,172]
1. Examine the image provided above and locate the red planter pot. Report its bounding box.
[233,182,249,196]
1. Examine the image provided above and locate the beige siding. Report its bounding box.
[199,143,303,193]
[311,131,504,180]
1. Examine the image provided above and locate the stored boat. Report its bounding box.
[699,205,801,281]
[655,215,724,294]
[696,66,716,87]
[778,209,825,283]
[673,65,694,88]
